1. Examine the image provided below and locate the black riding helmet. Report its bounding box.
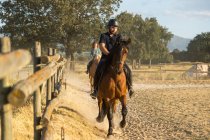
[107,19,119,27]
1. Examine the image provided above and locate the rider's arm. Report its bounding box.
[99,43,109,55]
[99,34,109,55]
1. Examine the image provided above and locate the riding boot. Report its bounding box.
[124,63,134,97]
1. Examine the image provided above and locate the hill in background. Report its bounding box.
[167,35,191,52]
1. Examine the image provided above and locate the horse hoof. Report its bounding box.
[120,121,126,128]
[96,116,103,123]
[107,135,114,139]
[107,133,114,139]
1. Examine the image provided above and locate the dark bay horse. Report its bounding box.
[96,37,131,136]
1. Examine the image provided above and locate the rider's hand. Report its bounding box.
[105,51,110,55]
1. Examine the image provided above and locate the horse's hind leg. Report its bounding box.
[120,96,127,128]
[90,76,93,94]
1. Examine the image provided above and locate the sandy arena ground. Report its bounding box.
[3,69,210,139]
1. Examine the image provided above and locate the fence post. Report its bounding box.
[0,37,13,140]
[46,48,53,105]
[53,49,58,85]
[33,41,42,140]
[51,49,56,98]
[48,47,53,56]
[160,66,163,80]
[132,59,136,69]
[196,64,198,80]
[52,48,56,56]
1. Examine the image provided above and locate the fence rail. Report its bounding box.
[0,37,67,140]
[70,60,210,80]
[0,49,31,79]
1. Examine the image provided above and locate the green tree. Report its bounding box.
[116,12,173,66]
[0,0,122,59]
[144,18,173,66]
[116,12,145,62]
[187,32,210,62]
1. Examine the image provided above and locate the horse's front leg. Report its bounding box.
[120,96,127,128]
[96,97,107,123]
[107,102,114,136]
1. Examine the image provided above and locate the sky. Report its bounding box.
[116,0,210,39]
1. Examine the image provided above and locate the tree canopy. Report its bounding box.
[116,12,173,64]
[0,0,122,58]
[1,1,174,64]
[170,32,210,63]
[187,32,210,62]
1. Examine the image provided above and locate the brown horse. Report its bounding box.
[89,55,101,94]
[96,37,131,136]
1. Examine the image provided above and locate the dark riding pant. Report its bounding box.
[123,63,133,90]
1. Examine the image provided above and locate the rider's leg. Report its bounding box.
[86,60,93,74]
[90,61,104,99]
[123,63,134,97]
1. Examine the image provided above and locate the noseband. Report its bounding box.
[109,60,124,74]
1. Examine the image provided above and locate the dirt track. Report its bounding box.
[10,70,210,139]
[61,71,210,139]
[120,88,210,139]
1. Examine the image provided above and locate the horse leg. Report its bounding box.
[90,76,93,93]
[113,100,118,113]
[96,98,107,123]
[119,96,127,128]
[107,102,114,136]
[96,97,103,122]
[96,97,105,122]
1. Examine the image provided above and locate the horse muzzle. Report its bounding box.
[116,66,123,74]
[115,61,124,74]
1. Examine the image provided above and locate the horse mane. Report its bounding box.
[105,35,131,66]
[102,35,131,72]
[105,38,121,66]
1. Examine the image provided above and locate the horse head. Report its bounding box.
[111,35,131,74]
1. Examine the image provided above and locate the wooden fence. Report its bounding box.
[131,63,210,80]
[0,37,67,140]
[69,60,210,80]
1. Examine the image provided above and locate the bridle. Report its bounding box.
[110,61,124,74]
[110,46,128,74]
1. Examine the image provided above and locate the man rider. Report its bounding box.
[90,19,134,99]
